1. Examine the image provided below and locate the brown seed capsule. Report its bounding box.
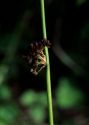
[23,39,51,75]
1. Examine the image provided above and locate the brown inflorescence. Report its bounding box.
[23,39,51,75]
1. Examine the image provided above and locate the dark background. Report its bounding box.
[0,0,89,125]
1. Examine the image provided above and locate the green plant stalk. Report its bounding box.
[40,1,54,125]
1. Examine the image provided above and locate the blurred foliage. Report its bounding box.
[0,0,89,125]
[80,22,89,40]
[20,90,47,107]
[19,90,47,124]
[63,120,75,125]
[28,105,46,124]
[0,104,20,125]
[0,65,9,85]
[37,92,47,107]
[76,0,87,6]
[20,90,37,106]
[56,78,85,108]
[0,121,8,125]
[0,84,11,100]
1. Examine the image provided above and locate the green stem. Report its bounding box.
[40,1,54,125]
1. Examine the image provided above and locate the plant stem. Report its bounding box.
[40,1,54,125]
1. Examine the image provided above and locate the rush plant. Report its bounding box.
[40,1,54,125]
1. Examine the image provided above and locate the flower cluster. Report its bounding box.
[23,39,51,75]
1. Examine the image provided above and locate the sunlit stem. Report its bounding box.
[40,1,54,125]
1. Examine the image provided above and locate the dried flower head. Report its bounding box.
[23,39,51,75]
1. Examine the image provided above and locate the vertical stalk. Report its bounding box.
[40,1,54,125]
